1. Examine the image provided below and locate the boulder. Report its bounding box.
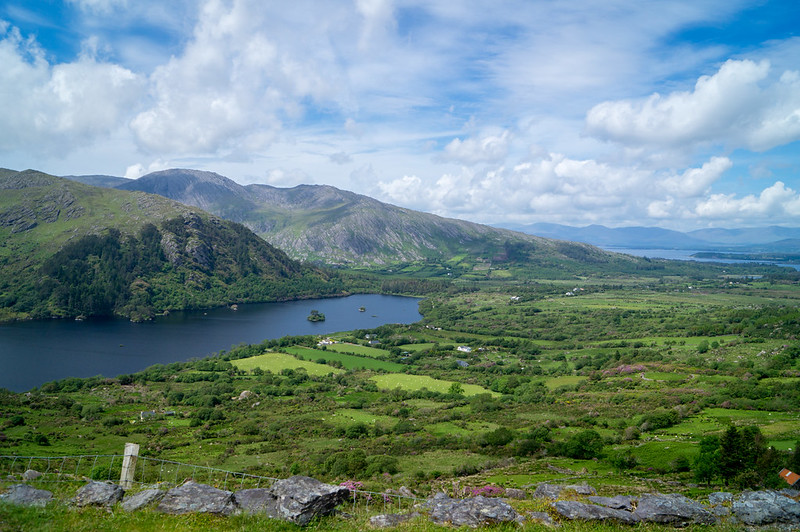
[586,495,636,511]
[369,512,419,528]
[121,489,165,512]
[72,481,124,507]
[533,483,595,499]
[708,492,732,506]
[427,494,522,527]
[503,488,527,499]
[234,488,278,516]
[732,490,800,526]
[22,469,42,481]
[0,484,53,507]
[157,481,236,516]
[552,500,639,525]
[527,510,557,527]
[269,475,350,526]
[633,493,716,526]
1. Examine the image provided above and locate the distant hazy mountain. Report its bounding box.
[1,169,340,321]
[503,222,800,251]
[62,174,132,188]
[112,169,623,269]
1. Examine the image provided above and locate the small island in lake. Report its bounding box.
[307,309,326,322]
[358,306,365,312]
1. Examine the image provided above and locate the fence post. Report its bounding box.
[120,442,139,489]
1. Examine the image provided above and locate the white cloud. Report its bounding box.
[439,130,512,165]
[0,23,143,156]
[694,181,800,220]
[659,156,732,198]
[586,59,800,152]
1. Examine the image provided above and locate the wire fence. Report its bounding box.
[0,453,420,515]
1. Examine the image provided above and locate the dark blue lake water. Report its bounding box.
[603,247,800,270]
[0,294,421,392]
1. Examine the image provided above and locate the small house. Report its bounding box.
[780,468,800,488]
[139,410,156,421]
[456,346,472,353]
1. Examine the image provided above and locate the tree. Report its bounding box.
[718,426,744,484]
[557,430,604,460]
[448,382,464,396]
[694,435,720,487]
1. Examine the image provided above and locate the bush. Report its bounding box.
[554,430,604,460]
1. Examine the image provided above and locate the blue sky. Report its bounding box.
[1,0,799,230]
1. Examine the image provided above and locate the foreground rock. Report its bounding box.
[236,476,349,526]
[425,492,523,527]
[553,500,639,525]
[0,484,53,507]
[72,481,124,507]
[121,488,165,512]
[157,480,236,515]
[633,493,716,526]
[533,483,596,499]
[732,490,800,526]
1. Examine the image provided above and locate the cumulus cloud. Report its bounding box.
[586,59,800,152]
[694,181,800,220]
[438,130,512,165]
[0,23,143,156]
[659,156,732,198]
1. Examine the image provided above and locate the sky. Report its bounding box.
[1,0,799,231]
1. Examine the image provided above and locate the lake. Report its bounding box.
[0,294,421,392]
[603,247,800,270]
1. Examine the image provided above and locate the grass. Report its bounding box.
[323,343,390,358]
[286,346,404,371]
[543,376,587,390]
[371,374,499,396]
[231,352,343,376]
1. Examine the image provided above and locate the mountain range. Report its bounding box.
[0,169,342,321]
[502,222,800,252]
[74,169,623,271]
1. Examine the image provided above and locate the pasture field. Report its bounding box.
[371,373,499,397]
[286,346,404,371]
[232,351,343,376]
[323,342,389,358]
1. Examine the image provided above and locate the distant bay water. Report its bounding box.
[0,294,421,392]
[604,247,800,270]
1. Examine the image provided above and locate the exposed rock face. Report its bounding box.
[533,483,596,499]
[732,490,800,526]
[233,488,278,515]
[0,484,53,507]
[121,488,165,512]
[425,493,522,527]
[633,493,717,526]
[269,475,350,526]
[22,470,42,481]
[586,495,636,511]
[369,512,419,528]
[157,480,236,515]
[552,500,640,525]
[72,481,124,507]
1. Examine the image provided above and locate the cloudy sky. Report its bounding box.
[2,0,799,230]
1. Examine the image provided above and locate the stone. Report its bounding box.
[552,500,639,525]
[0,484,53,507]
[72,481,124,508]
[269,475,350,526]
[121,489,165,512]
[427,494,522,527]
[708,492,733,506]
[157,481,236,516]
[732,490,800,526]
[369,512,419,528]
[527,511,557,527]
[22,469,42,481]
[503,488,527,499]
[234,488,278,515]
[533,483,595,499]
[633,493,716,526]
[586,495,636,511]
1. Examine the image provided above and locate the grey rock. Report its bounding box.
[708,492,733,506]
[121,489,165,512]
[733,490,800,526]
[157,481,236,515]
[586,495,636,511]
[72,481,124,507]
[527,510,557,527]
[634,493,716,526]
[552,500,639,525]
[369,512,419,528]
[270,475,350,526]
[234,488,278,515]
[428,494,522,527]
[22,469,42,481]
[503,488,527,499]
[0,484,53,507]
[533,483,595,499]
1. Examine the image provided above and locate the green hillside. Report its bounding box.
[0,170,345,321]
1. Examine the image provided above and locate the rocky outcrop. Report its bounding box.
[157,480,236,515]
[553,500,640,524]
[0,484,53,507]
[269,475,350,525]
[732,490,800,526]
[633,493,716,526]
[121,488,165,512]
[72,481,124,507]
[533,483,596,499]
[423,492,523,527]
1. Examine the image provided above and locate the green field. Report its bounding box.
[323,342,389,358]
[371,373,499,396]
[286,346,404,371]
[232,352,343,376]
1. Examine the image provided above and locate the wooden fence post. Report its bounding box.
[120,442,139,489]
